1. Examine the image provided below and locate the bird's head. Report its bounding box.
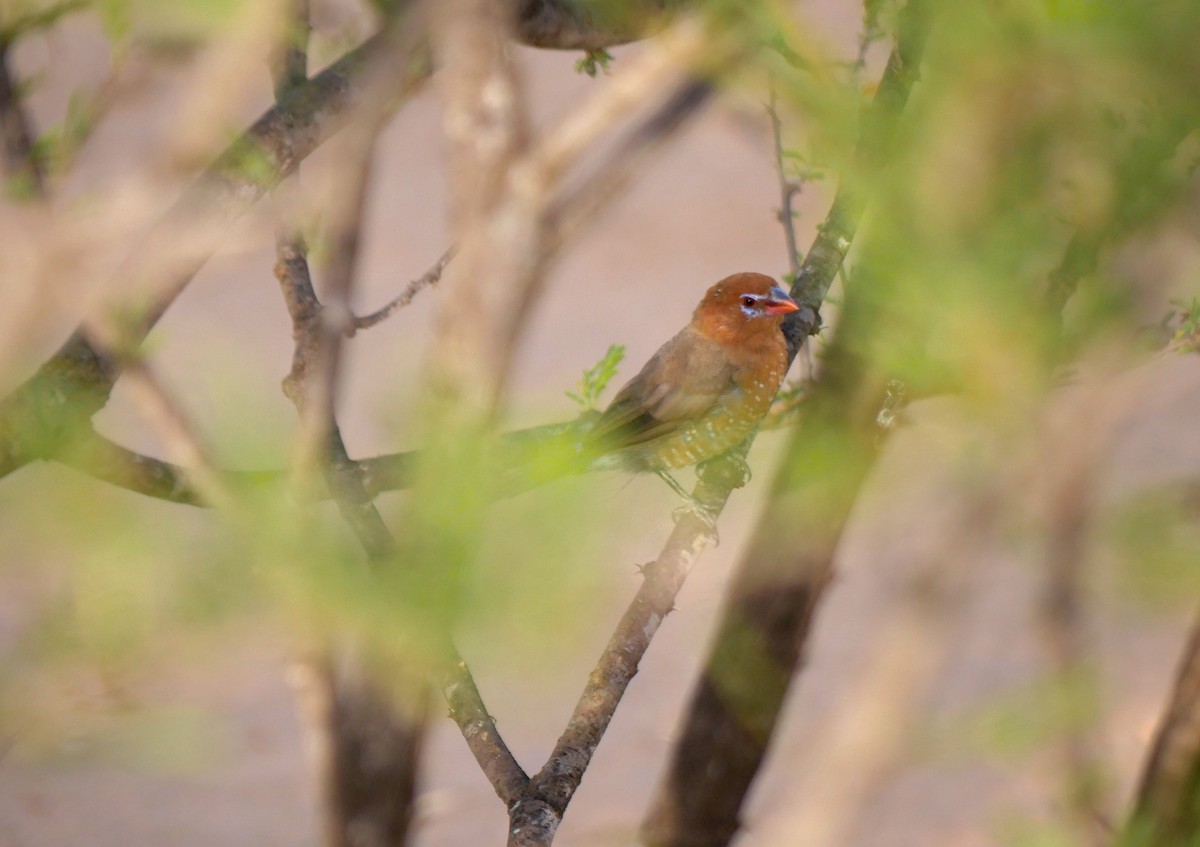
[693,272,799,346]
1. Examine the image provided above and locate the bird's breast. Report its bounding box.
[641,359,786,471]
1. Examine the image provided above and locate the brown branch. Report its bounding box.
[443,657,530,807]
[1130,613,1200,846]
[0,0,719,486]
[277,2,529,816]
[0,39,47,195]
[767,81,812,380]
[268,11,431,845]
[640,2,933,843]
[349,247,454,333]
[506,456,741,847]
[1035,388,1121,845]
[0,22,428,481]
[290,653,428,847]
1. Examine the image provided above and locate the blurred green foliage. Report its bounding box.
[0,0,1198,818]
[566,343,626,411]
[95,0,241,48]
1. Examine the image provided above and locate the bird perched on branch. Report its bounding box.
[587,272,798,498]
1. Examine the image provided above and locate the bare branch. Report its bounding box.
[0,40,46,195]
[507,457,739,847]
[0,19,429,480]
[443,658,530,807]
[1131,614,1200,845]
[768,84,801,281]
[349,248,454,333]
[267,12,432,844]
[767,81,813,380]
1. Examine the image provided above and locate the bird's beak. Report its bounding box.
[763,286,800,315]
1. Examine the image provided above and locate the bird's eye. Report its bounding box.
[740,296,756,309]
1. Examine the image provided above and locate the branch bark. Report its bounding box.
[0,21,427,481]
[269,12,433,844]
[1129,614,1200,846]
[0,38,47,195]
[640,3,933,843]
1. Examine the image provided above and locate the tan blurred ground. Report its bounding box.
[0,3,1197,847]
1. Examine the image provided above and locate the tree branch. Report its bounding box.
[1035,388,1122,845]
[266,12,434,844]
[349,248,454,333]
[0,20,428,481]
[0,39,47,195]
[1128,614,1200,846]
[506,452,744,847]
[640,2,933,843]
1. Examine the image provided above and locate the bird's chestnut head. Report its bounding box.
[693,272,798,347]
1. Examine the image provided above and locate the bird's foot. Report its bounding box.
[698,454,752,490]
[672,500,720,545]
[655,469,692,500]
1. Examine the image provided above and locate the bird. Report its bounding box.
[585,271,798,499]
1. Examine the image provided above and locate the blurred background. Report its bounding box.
[1,0,1198,845]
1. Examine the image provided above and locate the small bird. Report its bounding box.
[586,272,798,497]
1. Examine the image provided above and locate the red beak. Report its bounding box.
[763,286,800,315]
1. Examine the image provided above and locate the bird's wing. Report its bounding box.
[588,327,735,451]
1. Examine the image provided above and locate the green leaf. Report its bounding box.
[575,48,613,78]
[566,344,625,412]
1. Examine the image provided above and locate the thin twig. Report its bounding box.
[767,80,813,380]
[768,84,801,281]
[349,247,454,333]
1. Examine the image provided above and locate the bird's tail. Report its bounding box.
[488,417,600,500]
